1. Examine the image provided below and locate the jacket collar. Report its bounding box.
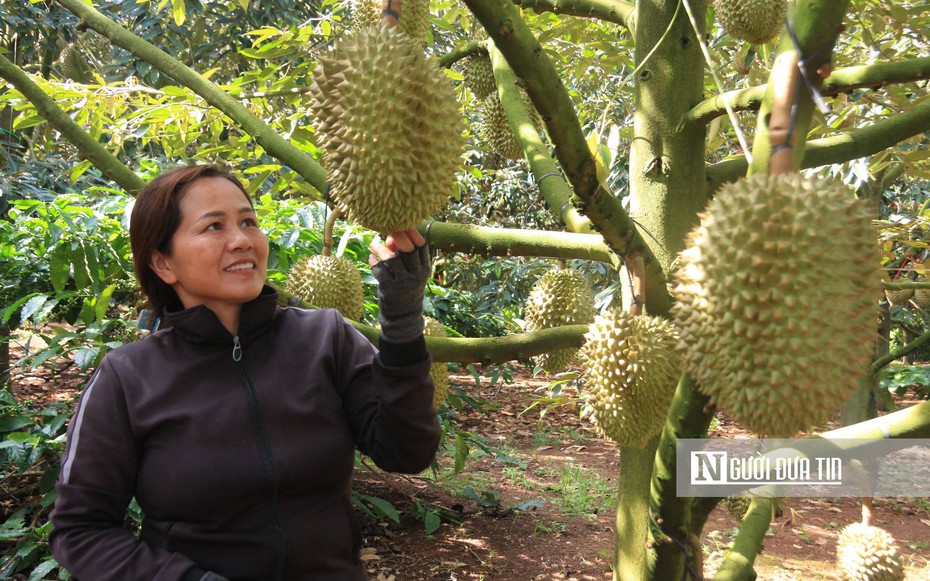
[163,285,280,346]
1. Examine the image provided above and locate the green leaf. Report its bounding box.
[95,284,116,322]
[3,293,40,323]
[358,494,400,523]
[423,510,441,535]
[74,346,101,371]
[453,432,469,474]
[49,245,70,293]
[69,160,93,184]
[20,295,49,322]
[171,0,186,26]
[28,557,58,581]
[0,417,32,432]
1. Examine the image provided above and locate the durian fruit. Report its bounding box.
[836,522,905,581]
[713,0,787,45]
[396,0,430,44]
[350,0,381,29]
[524,268,596,373]
[723,496,752,521]
[462,53,495,101]
[884,287,914,306]
[480,89,543,160]
[308,25,465,233]
[671,173,878,437]
[59,43,92,83]
[286,254,365,321]
[424,317,450,408]
[914,287,930,307]
[580,310,682,447]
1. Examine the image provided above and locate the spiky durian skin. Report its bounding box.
[914,287,930,307]
[480,89,542,161]
[884,288,913,306]
[580,310,682,447]
[462,54,495,101]
[671,173,879,437]
[713,0,787,44]
[424,317,450,408]
[350,0,380,29]
[836,522,905,581]
[309,26,465,233]
[524,269,596,373]
[286,255,365,321]
[396,0,430,43]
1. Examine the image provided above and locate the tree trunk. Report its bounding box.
[616,0,707,577]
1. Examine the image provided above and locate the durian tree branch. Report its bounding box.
[511,0,634,28]
[487,44,595,235]
[683,56,930,129]
[464,0,671,314]
[711,497,776,581]
[648,373,715,581]
[276,285,588,363]
[423,222,613,262]
[881,280,930,290]
[705,94,930,193]
[748,0,850,175]
[436,41,484,69]
[870,325,930,373]
[0,53,145,194]
[55,0,328,195]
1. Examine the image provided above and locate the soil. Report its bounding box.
[4,332,930,581]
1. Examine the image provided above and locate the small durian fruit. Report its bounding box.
[286,254,365,321]
[836,522,905,581]
[350,0,381,29]
[884,287,914,306]
[60,43,92,83]
[723,496,752,521]
[580,310,682,448]
[913,287,930,307]
[713,0,787,44]
[524,269,596,373]
[671,173,879,437]
[480,89,543,161]
[396,0,430,44]
[424,317,450,408]
[462,53,495,101]
[309,25,465,233]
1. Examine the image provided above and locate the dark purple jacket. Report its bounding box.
[50,287,440,580]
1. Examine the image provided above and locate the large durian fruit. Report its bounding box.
[580,310,682,447]
[349,0,381,29]
[713,0,787,44]
[286,254,365,321]
[395,0,430,44]
[884,286,913,306]
[914,286,930,307]
[671,173,878,437]
[424,317,450,408]
[308,25,465,233]
[836,522,905,581]
[59,43,92,83]
[524,268,596,373]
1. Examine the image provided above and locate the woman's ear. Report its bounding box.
[150,250,178,285]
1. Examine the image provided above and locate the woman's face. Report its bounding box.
[150,176,268,321]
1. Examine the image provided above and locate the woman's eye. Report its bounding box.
[242,218,259,228]
[205,222,222,231]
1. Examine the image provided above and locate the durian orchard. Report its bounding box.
[5,0,930,579]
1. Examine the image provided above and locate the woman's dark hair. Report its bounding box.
[130,164,252,317]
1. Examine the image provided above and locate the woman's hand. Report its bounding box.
[368,228,431,344]
[368,228,426,267]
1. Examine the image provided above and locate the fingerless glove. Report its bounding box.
[372,243,431,344]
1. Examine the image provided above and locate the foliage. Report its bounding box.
[879,364,930,400]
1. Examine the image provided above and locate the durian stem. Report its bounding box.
[381,0,401,26]
[322,208,341,258]
[628,253,645,317]
[766,50,800,176]
[556,259,567,270]
[849,460,874,526]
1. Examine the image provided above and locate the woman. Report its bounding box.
[49,164,441,580]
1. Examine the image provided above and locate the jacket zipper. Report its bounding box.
[232,336,288,580]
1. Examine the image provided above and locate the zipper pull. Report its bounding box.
[232,336,242,362]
